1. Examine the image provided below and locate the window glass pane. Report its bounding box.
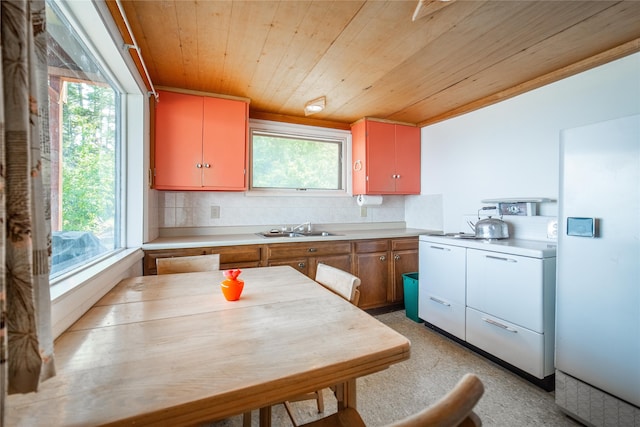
[252,131,342,190]
[46,2,120,278]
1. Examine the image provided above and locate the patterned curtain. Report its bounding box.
[0,0,56,422]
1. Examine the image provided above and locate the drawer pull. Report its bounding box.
[485,255,517,263]
[429,296,451,307]
[297,262,305,269]
[394,254,401,261]
[308,248,317,253]
[482,317,518,333]
[379,255,386,261]
[430,245,451,251]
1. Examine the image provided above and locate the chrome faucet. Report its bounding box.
[291,222,312,232]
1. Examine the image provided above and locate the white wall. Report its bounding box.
[406,52,640,232]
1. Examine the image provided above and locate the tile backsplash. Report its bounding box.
[157,191,406,228]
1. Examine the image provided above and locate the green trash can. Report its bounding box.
[402,272,421,323]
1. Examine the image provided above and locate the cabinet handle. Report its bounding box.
[204,163,211,168]
[379,255,386,261]
[196,163,203,168]
[429,245,451,251]
[485,255,517,263]
[394,254,400,261]
[396,174,401,179]
[429,296,451,307]
[482,317,518,333]
[297,262,305,269]
[308,248,317,253]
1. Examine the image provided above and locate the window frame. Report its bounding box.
[47,0,148,339]
[47,0,127,284]
[248,119,353,197]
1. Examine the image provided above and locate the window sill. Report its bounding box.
[50,248,143,338]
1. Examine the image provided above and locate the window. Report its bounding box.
[46,1,121,279]
[250,120,351,194]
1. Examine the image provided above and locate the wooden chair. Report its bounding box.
[155,254,220,275]
[300,373,484,427]
[283,263,362,426]
[314,262,361,306]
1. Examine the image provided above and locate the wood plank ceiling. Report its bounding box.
[106,1,640,129]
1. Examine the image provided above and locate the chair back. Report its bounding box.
[385,373,484,427]
[315,263,361,305]
[156,254,220,275]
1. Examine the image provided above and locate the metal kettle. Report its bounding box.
[467,206,510,239]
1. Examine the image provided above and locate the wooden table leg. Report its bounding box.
[336,379,357,410]
[345,379,357,409]
[259,406,272,427]
[243,412,252,427]
[336,384,344,410]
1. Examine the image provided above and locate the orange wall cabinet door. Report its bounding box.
[351,118,421,195]
[393,124,421,194]
[202,97,247,190]
[154,90,248,191]
[155,90,204,189]
[351,119,367,195]
[366,120,397,194]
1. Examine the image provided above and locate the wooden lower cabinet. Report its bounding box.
[391,238,419,303]
[355,251,390,309]
[354,239,390,310]
[143,244,263,275]
[266,241,352,279]
[142,236,419,310]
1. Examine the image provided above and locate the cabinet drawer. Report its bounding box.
[268,258,309,275]
[145,248,213,274]
[267,241,351,259]
[467,249,544,332]
[419,295,465,340]
[392,238,418,251]
[466,307,546,378]
[217,245,263,264]
[354,239,389,253]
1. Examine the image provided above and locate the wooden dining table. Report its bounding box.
[7,265,411,426]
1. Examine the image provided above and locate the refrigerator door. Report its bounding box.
[556,114,640,407]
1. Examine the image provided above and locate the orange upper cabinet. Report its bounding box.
[351,118,421,195]
[154,90,248,191]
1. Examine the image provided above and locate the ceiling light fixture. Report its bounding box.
[304,96,326,116]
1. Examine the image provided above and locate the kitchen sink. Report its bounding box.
[258,230,339,238]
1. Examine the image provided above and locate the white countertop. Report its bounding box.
[419,234,557,258]
[143,225,432,250]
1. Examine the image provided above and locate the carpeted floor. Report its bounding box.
[205,310,582,426]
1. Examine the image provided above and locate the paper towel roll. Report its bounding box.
[356,195,383,206]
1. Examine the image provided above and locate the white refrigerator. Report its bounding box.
[555,114,640,426]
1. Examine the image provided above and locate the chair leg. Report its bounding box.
[284,401,298,426]
[316,390,324,413]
